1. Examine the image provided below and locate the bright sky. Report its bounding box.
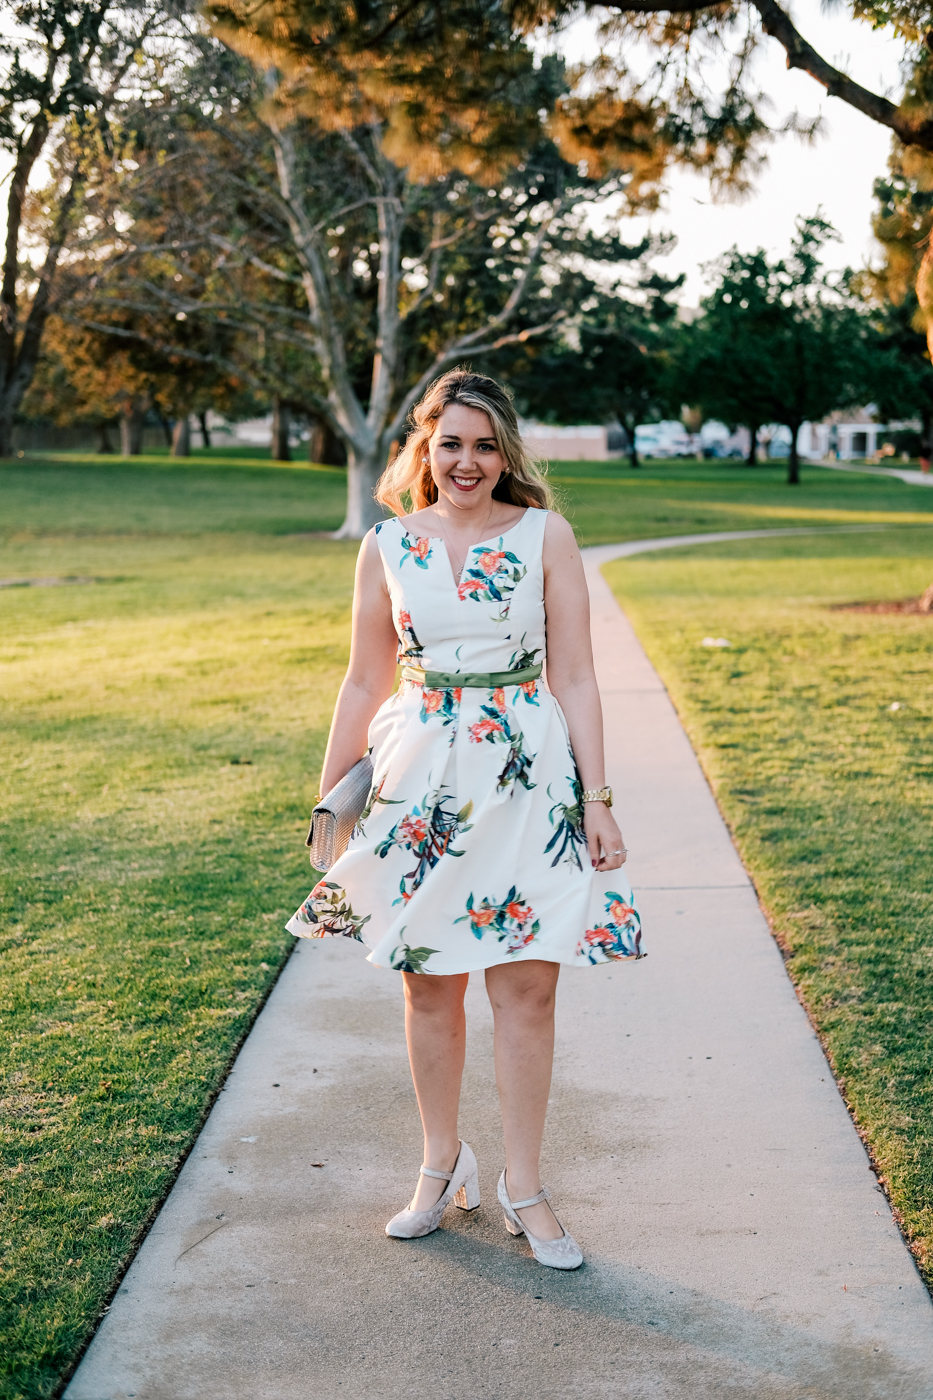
[553,3,907,303]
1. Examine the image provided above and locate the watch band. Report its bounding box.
[581,785,612,807]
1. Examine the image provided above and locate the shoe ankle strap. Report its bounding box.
[420,1166,454,1182]
[509,1185,550,1210]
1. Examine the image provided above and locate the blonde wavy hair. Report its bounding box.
[376,369,553,516]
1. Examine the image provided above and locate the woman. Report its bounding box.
[288,370,642,1270]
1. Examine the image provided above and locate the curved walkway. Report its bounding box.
[820,460,933,487]
[65,531,933,1400]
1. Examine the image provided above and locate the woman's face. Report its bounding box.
[427,404,506,511]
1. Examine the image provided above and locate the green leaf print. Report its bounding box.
[545,778,588,870]
[354,775,403,838]
[389,942,440,973]
[376,790,474,905]
[296,881,371,940]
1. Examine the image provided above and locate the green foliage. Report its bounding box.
[606,527,933,1286]
[495,258,684,467]
[676,217,875,484]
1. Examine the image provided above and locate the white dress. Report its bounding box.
[287,508,643,974]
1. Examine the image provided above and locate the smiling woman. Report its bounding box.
[286,369,642,1268]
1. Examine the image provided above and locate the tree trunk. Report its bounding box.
[171,416,191,457]
[96,423,114,454]
[335,442,387,537]
[308,416,347,465]
[272,397,291,461]
[308,418,326,463]
[787,422,801,486]
[120,397,146,456]
[746,425,759,466]
[198,411,211,448]
[0,408,15,458]
[623,416,639,468]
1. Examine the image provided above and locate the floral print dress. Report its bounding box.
[287,508,643,974]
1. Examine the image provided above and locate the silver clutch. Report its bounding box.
[306,755,374,871]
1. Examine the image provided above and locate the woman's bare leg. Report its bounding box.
[402,970,470,1210]
[485,959,563,1240]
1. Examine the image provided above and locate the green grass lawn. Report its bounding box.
[604,528,933,1288]
[2,447,932,1398]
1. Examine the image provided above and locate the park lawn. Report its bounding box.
[604,528,933,1288]
[1,525,359,1399]
[2,449,932,1397]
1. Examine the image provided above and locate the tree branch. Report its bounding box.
[749,0,929,144]
[593,0,933,150]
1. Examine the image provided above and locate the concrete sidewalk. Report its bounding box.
[66,540,933,1400]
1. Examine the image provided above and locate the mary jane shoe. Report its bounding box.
[385,1140,480,1239]
[497,1170,583,1269]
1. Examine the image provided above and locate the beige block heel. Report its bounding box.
[454,1171,481,1210]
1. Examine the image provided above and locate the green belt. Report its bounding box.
[400,662,542,689]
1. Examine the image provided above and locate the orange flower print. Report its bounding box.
[397,814,428,848]
[457,577,486,602]
[376,791,474,905]
[457,538,526,620]
[492,687,506,713]
[456,886,539,952]
[400,534,433,569]
[419,685,460,733]
[520,680,538,703]
[609,898,636,926]
[396,609,423,661]
[477,549,506,576]
[469,716,505,743]
[577,890,643,963]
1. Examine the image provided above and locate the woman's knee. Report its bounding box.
[403,971,468,1016]
[485,961,558,1019]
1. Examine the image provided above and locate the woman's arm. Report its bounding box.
[542,513,626,873]
[318,530,399,796]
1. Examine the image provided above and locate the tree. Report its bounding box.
[678,217,872,484]
[67,9,648,535]
[498,256,683,468]
[858,156,933,461]
[513,2,933,359]
[0,0,194,457]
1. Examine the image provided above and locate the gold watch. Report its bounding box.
[581,785,612,807]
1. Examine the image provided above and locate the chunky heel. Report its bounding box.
[497,1169,583,1269]
[455,1171,481,1210]
[386,1141,480,1238]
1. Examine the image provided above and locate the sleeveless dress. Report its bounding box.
[286,508,643,975]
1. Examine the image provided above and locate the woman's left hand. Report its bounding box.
[584,803,627,872]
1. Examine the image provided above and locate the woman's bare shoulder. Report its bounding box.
[542,510,580,555]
